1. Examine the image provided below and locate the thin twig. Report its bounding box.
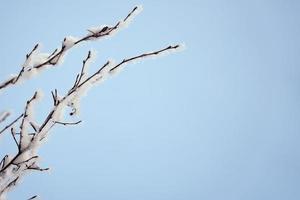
[3,176,19,191]
[19,92,38,150]
[27,166,49,172]
[0,155,8,169]
[10,128,19,149]
[29,122,38,132]
[124,6,139,21]
[14,44,39,84]
[14,156,38,165]
[54,120,82,126]
[76,50,91,87]
[110,45,180,72]
[48,48,58,58]
[27,195,38,200]
[0,114,24,135]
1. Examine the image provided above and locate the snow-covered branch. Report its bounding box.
[0,5,183,199]
[0,43,182,198]
[0,5,142,92]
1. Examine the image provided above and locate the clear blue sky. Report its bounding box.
[0,0,300,199]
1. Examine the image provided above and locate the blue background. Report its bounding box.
[0,0,299,199]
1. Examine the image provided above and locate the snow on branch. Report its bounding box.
[18,91,42,151]
[0,5,142,92]
[0,5,183,199]
[0,43,182,198]
[82,5,143,42]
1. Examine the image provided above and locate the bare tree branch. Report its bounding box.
[110,45,180,72]
[29,122,38,132]
[77,51,92,88]
[54,120,82,126]
[27,195,38,200]
[26,166,49,172]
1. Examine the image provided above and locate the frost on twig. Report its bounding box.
[84,5,143,41]
[0,5,143,92]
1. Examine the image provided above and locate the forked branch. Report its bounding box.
[0,6,142,91]
[0,5,182,200]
